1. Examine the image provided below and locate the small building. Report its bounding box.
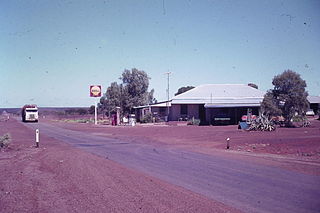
[307,96,320,115]
[134,100,171,122]
[169,84,265,125]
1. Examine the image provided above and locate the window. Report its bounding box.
[180,105,188,115]
[26,109,38,112]
[160,107,166,113]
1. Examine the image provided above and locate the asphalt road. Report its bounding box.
[24,122,320,213]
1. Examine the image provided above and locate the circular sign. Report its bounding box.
[90,85,101,97]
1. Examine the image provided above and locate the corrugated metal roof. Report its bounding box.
[205,103,261,108]
[172,84,265,105]
[307,96,320,104]
[150,101,171,107]
[134,100,171,109]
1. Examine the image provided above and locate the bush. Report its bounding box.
[292,115,310,127]
[0,133,11,148]
[248,115,276,131]
[187,118,200,126]
[141,112,153,123]
[292,115,304,122]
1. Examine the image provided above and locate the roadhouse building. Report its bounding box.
[135,84,319,125]
[169,84,265,125]
[307,96,320,115]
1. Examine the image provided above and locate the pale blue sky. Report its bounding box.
[1,0,319,107]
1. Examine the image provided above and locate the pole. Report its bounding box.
[94,99,97,125]
[226,137,230,149]
[164,72,171,121]
[35,129,39,148]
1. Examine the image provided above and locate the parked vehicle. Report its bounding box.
[306,109,315,116]
[22,105,39,122]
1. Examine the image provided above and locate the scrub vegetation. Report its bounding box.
[261,70,309,127]
[0,133,11,148]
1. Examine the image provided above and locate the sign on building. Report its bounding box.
[90,85,101,97]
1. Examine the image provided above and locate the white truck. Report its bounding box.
[22,105,39,122]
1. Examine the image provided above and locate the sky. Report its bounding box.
[1,0,319,108]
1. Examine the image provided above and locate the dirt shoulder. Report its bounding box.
[0,119,240,213]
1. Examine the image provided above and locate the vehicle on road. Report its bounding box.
[22,105,39,122]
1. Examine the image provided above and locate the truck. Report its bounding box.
[22,105,39,122]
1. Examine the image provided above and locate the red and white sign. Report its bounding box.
[90,85,102,97]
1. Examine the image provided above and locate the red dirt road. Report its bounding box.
[0,119,239,213]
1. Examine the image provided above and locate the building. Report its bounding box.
[134,100,171,122]
[169,84,265,125]
[307,96,320,115]
[135,84,319,125]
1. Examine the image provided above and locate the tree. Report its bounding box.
[248,83,258,89]
[100,82,122,116]
[261,70,309,126]
[175,86,195,96]
[99,68,154,116]
[88,105,95,115]
[261,91,282,117]
[148,89,157,104]
[120,68,151,114]
[76,108,88,115]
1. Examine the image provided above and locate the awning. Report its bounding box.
[133,101,171,109]
[204,103,261,108]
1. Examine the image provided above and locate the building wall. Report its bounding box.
[169,104,200,121]
[169,104,180,121]
[310,103,319,115]
[206,107,260,125]
[188,104,199,119]
[135,106,168,122]
[169,104,261,125]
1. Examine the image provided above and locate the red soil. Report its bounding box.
[45,117,320,175]
[0,118,239,213]
[48,118,320,159]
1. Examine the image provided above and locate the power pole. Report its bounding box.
[164,72,171,121]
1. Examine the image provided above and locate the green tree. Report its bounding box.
[76,108,88,115]
[88,105,95,115]
[175,86,195,96]
[148,89,157,104]
[101,82,122,115]
[261,91,282,117]
[99,68,154,116]
[248,83,258,89]
[261,70,309,126]
[120,68,151,114]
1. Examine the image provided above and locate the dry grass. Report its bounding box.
[0,133,11,148]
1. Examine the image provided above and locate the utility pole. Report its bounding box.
[94,99,98,125]
[164,72,171,121]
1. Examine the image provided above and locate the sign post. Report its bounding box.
[35,129,39,148]
[94,99,98,125]
[226,137,230,149]
[90,85,102,125]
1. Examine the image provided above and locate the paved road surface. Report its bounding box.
[24,122,320,213]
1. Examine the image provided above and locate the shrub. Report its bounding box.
[0,133,11,148]
[141,112,153,123]
[248,115,276,131]
[292,115,304,122]
[187,118,200,126]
